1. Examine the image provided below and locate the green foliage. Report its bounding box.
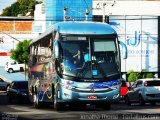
[142,73,154,78]
[1,7,12,16]
[0,0,42,16]
[127,69,134,74]
[10,40,31,63]
[127,69,155,82]
[128,72,142,82]
[127,70,142,82]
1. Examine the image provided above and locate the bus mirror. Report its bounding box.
[54,40,59,59]
[119,41,127,59]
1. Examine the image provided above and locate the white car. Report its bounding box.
[125,78,160,105]
[5,61,25,73]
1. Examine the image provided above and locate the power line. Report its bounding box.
[0,31,20,42]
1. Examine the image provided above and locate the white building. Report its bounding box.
[92,0,160,77]
[32,3,46,34]
[93,0,160,16]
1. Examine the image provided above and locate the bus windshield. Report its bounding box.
[60,36,120,79]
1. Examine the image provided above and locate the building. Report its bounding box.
[44,0,92,29]
[33,0,93,33]
[0,17,37,66]
[92,0,160,78]
[32,3,46,34]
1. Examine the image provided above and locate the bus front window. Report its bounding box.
[60,37,120,80]
[61,40,92,78]
[92,40,120,79]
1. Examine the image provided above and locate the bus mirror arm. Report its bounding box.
[119,41,128,59]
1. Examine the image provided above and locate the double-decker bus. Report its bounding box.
[28,21,127,110]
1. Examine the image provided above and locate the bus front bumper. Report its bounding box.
[56,88,120,103]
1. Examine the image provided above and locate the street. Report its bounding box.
[0,67,160,120]
[0,101,160,120]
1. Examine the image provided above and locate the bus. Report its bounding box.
[28,21,127,110]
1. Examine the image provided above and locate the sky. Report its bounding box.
[0,0,16,14]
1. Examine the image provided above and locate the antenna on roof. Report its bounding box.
[85,8,89,21]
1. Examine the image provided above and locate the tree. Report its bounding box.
[10,40,31,63]
[127,70,142,82]
[1,7,12,16]
[0,0,42,16]
[142,73,154,78]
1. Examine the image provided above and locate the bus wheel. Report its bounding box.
[33,93,42,108]
[54,102,64,111]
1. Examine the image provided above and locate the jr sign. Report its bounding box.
[109,16,158,72]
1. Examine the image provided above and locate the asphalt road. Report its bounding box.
[0,67,160,120]
[0,101,160,120]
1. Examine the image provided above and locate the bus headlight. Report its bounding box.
[113,94,120,99]
[61,83,75,90]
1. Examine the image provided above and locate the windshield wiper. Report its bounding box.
[77,61,91,77]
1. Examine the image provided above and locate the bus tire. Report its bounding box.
[54,102,64,111]
[33,93,42,108]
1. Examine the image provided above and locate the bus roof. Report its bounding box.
[56,21,117,35]
[30,21,117,45]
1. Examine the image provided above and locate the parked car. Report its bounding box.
[125,78,160,105]
[5,61,25,73]
[0,78,10,91]
[7,81,29,103]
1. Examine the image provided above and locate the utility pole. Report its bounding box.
[85,8,89,21]
[63,7,67,21]
[102,0,106,23]
[0,36,4,43]
[96,0,116,23]
[0,32,20,50]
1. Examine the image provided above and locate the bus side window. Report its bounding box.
[32,55,37,65]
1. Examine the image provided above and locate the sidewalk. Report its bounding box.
[0,66,28,82]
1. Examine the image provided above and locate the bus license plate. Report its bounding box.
[87,95,97,99]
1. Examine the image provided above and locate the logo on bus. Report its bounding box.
[126,31,141,47]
